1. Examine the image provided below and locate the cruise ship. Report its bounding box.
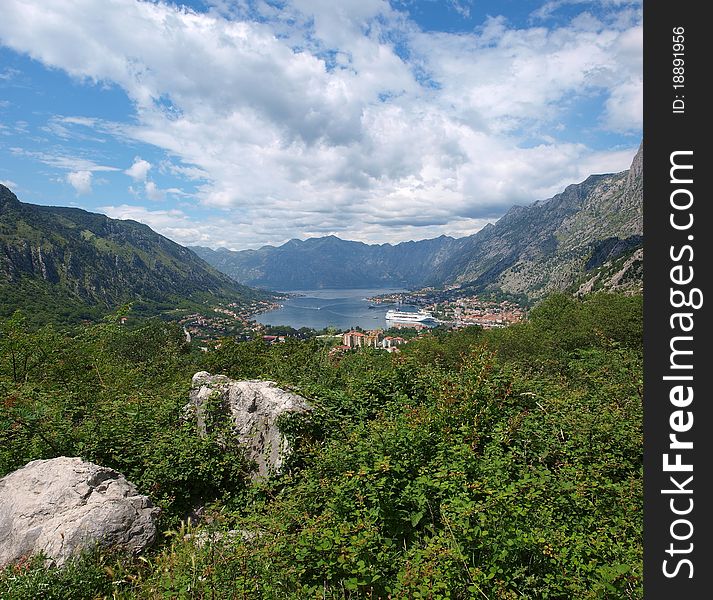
[385,309,436,323]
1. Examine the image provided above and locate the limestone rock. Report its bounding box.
[577,247,643,296]
[0,457,159,568]
[188,372,312,479]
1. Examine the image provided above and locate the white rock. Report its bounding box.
[0,457,159,567]
[187,374,312,479]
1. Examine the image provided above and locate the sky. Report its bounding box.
[0,0,642,250]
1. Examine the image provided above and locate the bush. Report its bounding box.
[0,292,643,598]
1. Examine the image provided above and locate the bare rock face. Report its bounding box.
[0,457,159,568]
[188,372,313,479]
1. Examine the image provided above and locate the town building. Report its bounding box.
[342,330,366,348]
[342,329,384,348]
[381,336,406,349]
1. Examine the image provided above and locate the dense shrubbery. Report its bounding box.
[0,292,643,598]
[0,313,251,521]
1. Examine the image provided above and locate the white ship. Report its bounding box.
[385,309,436,323]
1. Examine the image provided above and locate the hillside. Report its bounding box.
[0,292,643,598]
[191,234,456,291]
[0,185,271,322]
[194,143,643,299]
[436,141,643,296]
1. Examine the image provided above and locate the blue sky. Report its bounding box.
[0,0,642,249]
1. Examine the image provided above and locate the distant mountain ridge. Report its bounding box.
[193,143,643,298]
[192,234,458,290]
[0,185,268,321]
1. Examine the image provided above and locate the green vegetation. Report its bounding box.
[0,277,104,326]
[0,187,275,327]
[262,324,322,338]
[382,326,425,340]
[0,292,643,599]
[0,313,251,523]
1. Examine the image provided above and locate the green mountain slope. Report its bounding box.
[0,185,270,322]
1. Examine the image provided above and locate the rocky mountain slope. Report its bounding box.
[436,141,643,296]
[574,245,643,296]
[194,143,643,298]
[0,184,270,320]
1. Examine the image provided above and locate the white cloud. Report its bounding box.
[144,181,164,202]
[9,147,119,173]
[0,67,20,80]
[66,170,92,195]
[143,180,186,202]
[125,157,152,181]
[0,0,642,248]
[99,204,250,248]
[408,15,643,134]
[531,0,642,22]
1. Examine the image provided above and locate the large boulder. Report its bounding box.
[188,372,313,479]
[0,457,159,568]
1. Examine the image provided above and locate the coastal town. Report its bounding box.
[174,298,283,342]
[163,288,526,351]
[367,289,526,329]
[430,296,525,328]
[330,329,409,355]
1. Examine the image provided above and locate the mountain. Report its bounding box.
[193,143,643,298]
[191,234,456,290]
[432,141,643,296]
[0,185,270,322]
[573,245,643,296]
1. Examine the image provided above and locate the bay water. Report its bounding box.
[254,288,418,331]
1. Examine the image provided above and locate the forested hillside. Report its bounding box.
[0,291,643,598]
[0,185,271,324]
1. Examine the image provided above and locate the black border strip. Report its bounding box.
[643,3,710,597]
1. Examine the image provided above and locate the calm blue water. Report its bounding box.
[254,288,419,331]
